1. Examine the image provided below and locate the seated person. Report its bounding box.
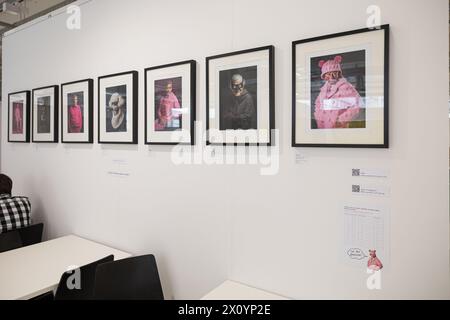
[0,174,31,234]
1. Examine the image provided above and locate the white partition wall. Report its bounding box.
[1,0,449,299]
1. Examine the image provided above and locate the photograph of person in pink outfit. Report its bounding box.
[12,102,24,134]
[154,77,182,131]
[311,51,366,129]
[67,92,84,133]
[367,249,383,271]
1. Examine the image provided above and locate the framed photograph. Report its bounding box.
[292,25,389,148]
[98,71,138,144]
[145,60,196,145]
[8,90,31,143]
[206,45,275,145]
[61,79,94,143]
[32,85,59,143]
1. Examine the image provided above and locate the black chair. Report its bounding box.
[54,255,114,300]
[93,255,164,300]
[30,291,55,301]
[0,230,22,253]
[17,223,44,247]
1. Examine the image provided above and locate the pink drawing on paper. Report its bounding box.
[367,249,383,271]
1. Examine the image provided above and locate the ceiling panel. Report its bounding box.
[0,0,69,32]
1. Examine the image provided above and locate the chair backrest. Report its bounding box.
[17,223,43,247]
[93,255,164,300]
[30,291,55,301]
[0,230,23,253]
[54,255,114,300]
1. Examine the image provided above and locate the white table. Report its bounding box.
[0,235,131,300]
[201,280,290,300]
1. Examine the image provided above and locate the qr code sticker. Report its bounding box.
[352,169,360,177]
[352,185,361,193]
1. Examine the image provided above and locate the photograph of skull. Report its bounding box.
[219,66,258,131]
[105,85,127,133]
[37,96,51,134]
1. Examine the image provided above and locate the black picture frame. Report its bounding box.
[61,78,94,144]
[32,85,59,143]
[98,70,138,145]
[206,45,275,146]
[144,60,196,146]
[8,90,31,143]
[292,25,389,148]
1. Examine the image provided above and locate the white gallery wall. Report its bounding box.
[1,0,449,299]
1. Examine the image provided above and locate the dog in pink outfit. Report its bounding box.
[314,55,363,129]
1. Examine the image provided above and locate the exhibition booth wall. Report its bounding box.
[1,0,449,299]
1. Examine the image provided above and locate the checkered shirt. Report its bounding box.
[0,193,31,234]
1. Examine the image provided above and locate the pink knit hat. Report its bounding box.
[319,55,343,79]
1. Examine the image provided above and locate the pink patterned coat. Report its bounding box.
[314,78,362,129]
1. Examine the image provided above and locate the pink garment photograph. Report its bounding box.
[154,77,182,132]
[12,102,24,134]
[67,92,84,134]
[310,50,366,130]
